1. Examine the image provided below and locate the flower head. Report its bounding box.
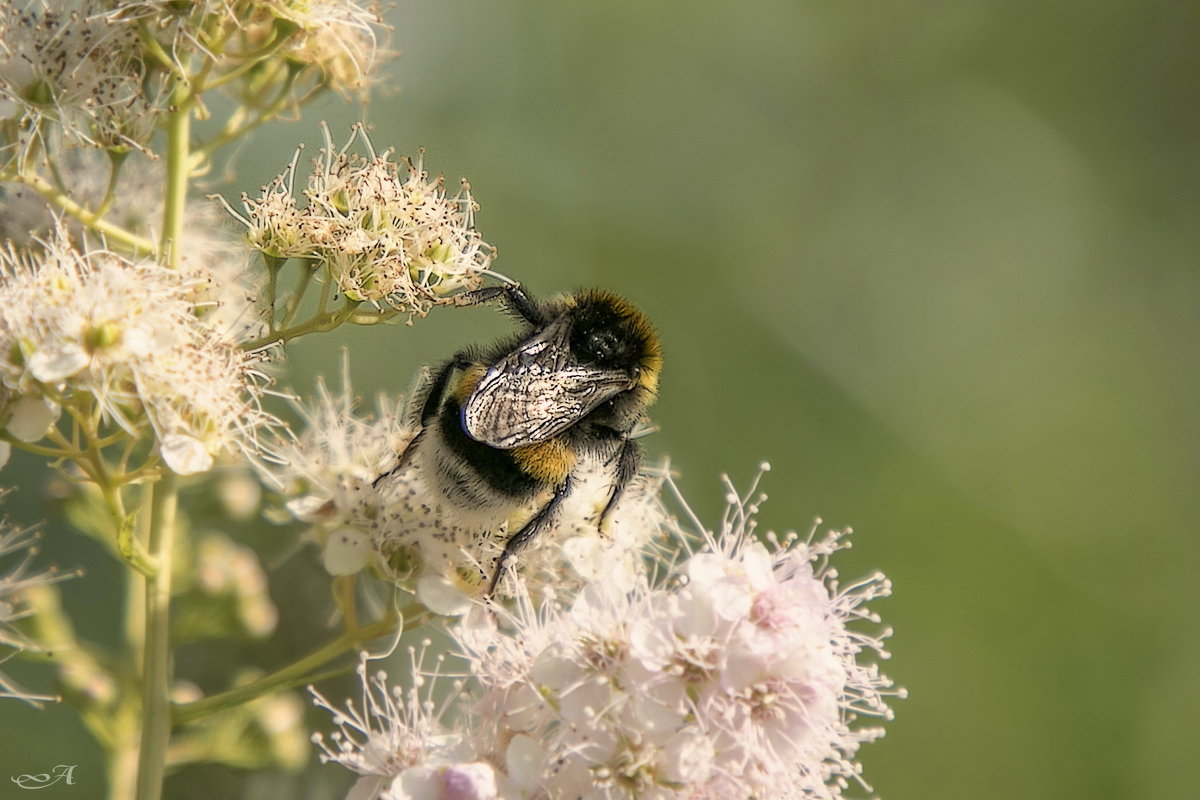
[314,466,902,799]
[106,0,391,101]
[0,0,160,164]
[463,467,901,799]
[255,353,411,540]
[0,149,266,344]
[257,359,493,612]
[0,226,275,474]
[311,647,491,800]
[225,125,498,316]
[263,0,392,98]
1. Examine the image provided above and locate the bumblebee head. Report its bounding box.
[448,286,664,451]
[565,289,662,398]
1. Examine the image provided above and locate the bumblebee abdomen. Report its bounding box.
[435,396,543,500]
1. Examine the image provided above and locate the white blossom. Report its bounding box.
[456,468,899,799]
[325,527,375,576]
[224,125,498,316]
[0,0,160,164]
[106,0,391,100]
[0,226,276,475]
[256,354,412,575]
[3,394,58,443]
[261,0,391,97]
[311,647,482,800]
[313,467,902,799]
[0,152,266,345]
[259,358,505,596]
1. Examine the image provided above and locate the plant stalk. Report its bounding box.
[171,612,401,726]
[161,86,192,269]
[133,472,178,800]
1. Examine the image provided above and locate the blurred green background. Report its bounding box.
[4,0,1199,798]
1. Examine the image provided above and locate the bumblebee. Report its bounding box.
[379,284,662,594]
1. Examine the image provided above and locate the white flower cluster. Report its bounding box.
[0,227,274,475]
[260,367,665,615]
[313,471,901,800]
[262,0,391,97]
[226,126,497,315]
[256,359,425,587]
[311,648,491,800]
[258,361,505,603]
[0,149,266,343]
[0,0,159,163]
[108,0,390,100]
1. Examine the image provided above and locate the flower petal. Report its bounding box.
[29,344,90,382]
[160,433,213,475]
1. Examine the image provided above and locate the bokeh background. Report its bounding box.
[3,1,1198,798]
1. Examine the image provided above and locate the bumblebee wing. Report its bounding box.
[463,318,635,448]
[463,367,634,448]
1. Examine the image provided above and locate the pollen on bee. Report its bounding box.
[510,439,575,484]
[453,363,488,405]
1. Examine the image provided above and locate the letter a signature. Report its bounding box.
[11,765,77,789]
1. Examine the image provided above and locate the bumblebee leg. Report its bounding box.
[452,284,542,325]
[372,429,425,488]
[418,352,475,425]
[451,285,510,307]
[487,477,573,595]
[498,285,541,324]
[373,352,474,487]
[597,438,641,532]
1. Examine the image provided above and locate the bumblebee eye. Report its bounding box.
[630,364,641,380]
[582,329,620,362]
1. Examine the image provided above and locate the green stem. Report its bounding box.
[190,63,301,170]
[161,85,192,268]
[171,612,401,726]
[95,150,131,219]
[316,264,333,313]
[0,431,75,460]
[348,309,405,325]
[131,70,192,799]
[135,20,182,77]
[134,472,178,800]
[334,575,359,632]
[240,299,362,350]
[278,260,316,328]
[96,460,158,578]
[114,554,146,800]
[3,172,158,255]
[263,254,284,332]
[117,511,159,579]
